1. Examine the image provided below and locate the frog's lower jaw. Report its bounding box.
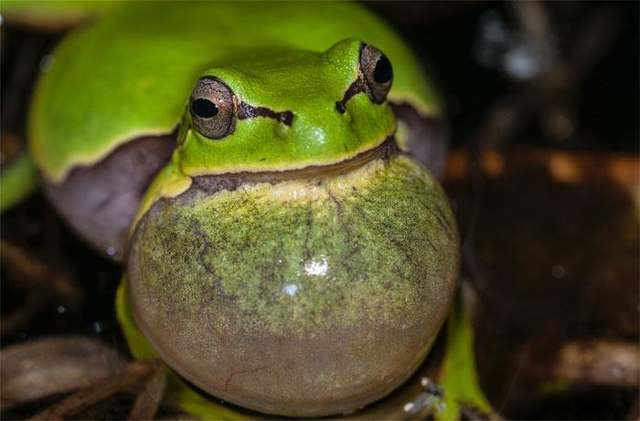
[126,149,459,417]
[186,134,399,191]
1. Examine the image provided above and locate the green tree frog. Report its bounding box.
[1,1,492,419]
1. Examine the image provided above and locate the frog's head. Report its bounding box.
[176,38,396,176]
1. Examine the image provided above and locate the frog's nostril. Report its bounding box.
[279,110,294,125]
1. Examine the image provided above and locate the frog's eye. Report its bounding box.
[190,77,236,139]
[360,44,393,104]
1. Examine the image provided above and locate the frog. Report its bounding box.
[0,1,493,419]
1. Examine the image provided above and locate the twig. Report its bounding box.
[0,336,125,410]
[0,291,47,337]
[28,361,152,421]
[551,340,639,388]
[127,367,167,421]
[511,0,557,65]
[1,239,83,303]
[0,240,83,335]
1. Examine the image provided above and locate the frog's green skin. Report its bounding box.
[3,1,493,419]
[0,154,38,213]
[1,0,117,30]
[28,2,440,184]
[16,0,446,261]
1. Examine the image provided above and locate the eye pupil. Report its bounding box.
[373,55,392,84]
[192,98,219,118]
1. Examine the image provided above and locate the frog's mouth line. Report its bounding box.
[185,135,401,195]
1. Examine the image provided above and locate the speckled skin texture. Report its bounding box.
[128,154,458,417]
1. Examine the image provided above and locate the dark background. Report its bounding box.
[367,1,639,152]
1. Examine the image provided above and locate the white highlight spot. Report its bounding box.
[93,322,103,334]
[304,257,328,277]
[311,128,327,144]
[505,45,541,80]
[403,402,416,413]
[282,284,299,297]
[551,264,565,279]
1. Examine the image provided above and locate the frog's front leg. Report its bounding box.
[0,153,39,212]
[436,286,495,420]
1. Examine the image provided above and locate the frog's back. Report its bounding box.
[30,1,445,261]
[29,1,440,182]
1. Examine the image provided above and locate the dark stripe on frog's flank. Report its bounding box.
[238,102,294,126]
[390,101,447,179]
[183,136,399,199]
[44,131,176,261]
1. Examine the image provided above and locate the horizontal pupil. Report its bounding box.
[192,98,219,118]
[373,55,392,84]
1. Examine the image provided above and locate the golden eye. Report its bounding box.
[190,77,236,139]
[360,44,393,104]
